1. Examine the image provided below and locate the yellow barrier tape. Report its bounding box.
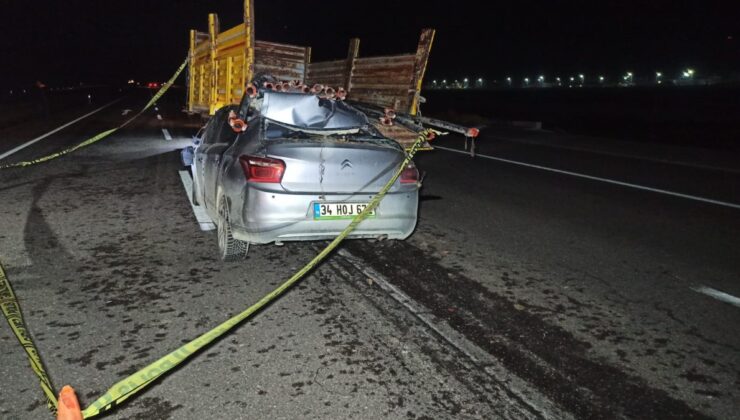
[0,57,187,417]
[0,57,189,170]
[0,53,428,416]
[79,132,428,418]
[0,264,58,415]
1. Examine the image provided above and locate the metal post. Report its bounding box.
[409,28,435,115]
[243,0,255,88]
[345,38,360,92]
[188,30,196,113]
[303,47,312,84]
[208,13,220,115]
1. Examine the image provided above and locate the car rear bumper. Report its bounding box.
[231,186,418,244]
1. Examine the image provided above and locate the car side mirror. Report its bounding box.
[181,146,195,166]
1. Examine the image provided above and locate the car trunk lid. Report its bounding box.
[266,140,405,194]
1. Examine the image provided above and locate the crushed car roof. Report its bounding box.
[260,92,369,132]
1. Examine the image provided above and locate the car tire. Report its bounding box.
[217,196,249,261]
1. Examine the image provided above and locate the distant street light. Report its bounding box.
[506,77,512,85]
[622,72,634,85]
[523,77,530,85]
[578,74,585,84]
[598,75,605,83]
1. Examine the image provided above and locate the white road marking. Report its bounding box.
[162,128,173,141]
[0,97,123,161]
[178,170,215,231]
[121,109,132,116]
[435,145,740,210]
[692,286,740,308]
[156,114,163,120]
[490,135,740,174]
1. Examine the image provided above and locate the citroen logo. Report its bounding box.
[340,159,353,170]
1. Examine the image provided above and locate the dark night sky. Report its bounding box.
[2,0,738,88]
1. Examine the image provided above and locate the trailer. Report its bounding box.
[186,0,477,150]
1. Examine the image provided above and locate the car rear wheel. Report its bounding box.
[217,196,249,261]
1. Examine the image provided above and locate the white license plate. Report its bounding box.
[313,202,375,220]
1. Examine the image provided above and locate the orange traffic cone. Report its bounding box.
[57,386,83,420]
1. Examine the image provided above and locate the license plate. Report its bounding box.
[313,202,375,220]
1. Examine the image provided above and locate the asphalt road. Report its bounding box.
[0,90,738,419]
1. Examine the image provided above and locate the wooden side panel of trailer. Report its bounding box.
[186,1,436,149]
[254,40,310,83]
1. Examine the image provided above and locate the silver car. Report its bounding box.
[186,91,420,261]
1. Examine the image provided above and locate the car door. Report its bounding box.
[202,107,239,211]
[193,116,220,210]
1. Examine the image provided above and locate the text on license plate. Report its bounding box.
[313,202,375,220]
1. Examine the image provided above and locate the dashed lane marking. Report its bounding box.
[692,286,740,309]
[0,97,123,161]
[435,145,740,210]
[162,128,172,141]
[156,114,163,120]
[178,170,216,231]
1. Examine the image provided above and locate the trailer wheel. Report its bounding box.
[217,196,249,261]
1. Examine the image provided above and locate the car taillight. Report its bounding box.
[400,163,419,184]
[239,155,285,183]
